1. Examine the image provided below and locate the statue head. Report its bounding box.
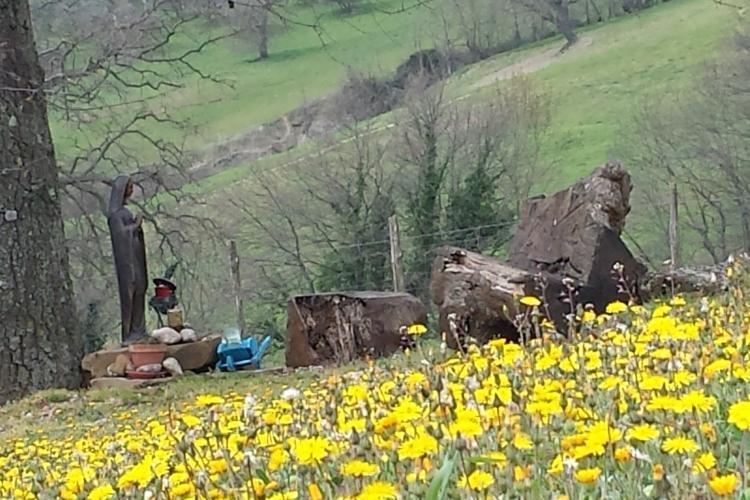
[109,175,134,215]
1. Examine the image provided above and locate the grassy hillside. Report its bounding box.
[49,0,440,153]
[58,0,742,340]
[192,0,737,194]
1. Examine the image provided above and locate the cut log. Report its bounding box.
[285,291,427,368]
[507,161,647,306]
[641,264,729,300]
[430,247,590,348]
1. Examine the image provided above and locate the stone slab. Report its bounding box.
[82,334,221,379]
[89,377,172,390]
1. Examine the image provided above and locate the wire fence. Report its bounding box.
[194,218,520,338]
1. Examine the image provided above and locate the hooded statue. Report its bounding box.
[108,175,148,344]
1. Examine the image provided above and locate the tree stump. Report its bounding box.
[507,161,647,309]
[285,292,427,368]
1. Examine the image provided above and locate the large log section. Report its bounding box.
[285,292,427,367]
[431,162,649,348]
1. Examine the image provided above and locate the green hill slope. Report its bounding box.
[196,0,737,195]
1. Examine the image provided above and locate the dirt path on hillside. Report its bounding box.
[469,36,593,91]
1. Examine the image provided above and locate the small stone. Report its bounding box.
[136,363,163,373]
[151,327,181,345]
[162,357,183,377]
[106,354,130,377]
[180,328,198,343]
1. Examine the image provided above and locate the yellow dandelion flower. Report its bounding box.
[605,301,628,314]
[458,470,495,491]
[709,474,738,497]
[170,483,195,497]
[661,436,698,455]
[614,447,631,462]
[87,484,115,500]
[340,460,380,477]
[406,324,427,336]
[679,390,717,413]
[357,481,398,500]
[581,310,597,323]
[512,432,534,450]
[195,395,225,407]
[728,401,750,431]
[268,492,298,500]
[308,484,324,500]
[626,424,659,442]
[704,359,731,379]
[575,467,602,484]
[692,452,716,473]
[520,296,541,307]
[289,436,330,466]
[514,465,531,482]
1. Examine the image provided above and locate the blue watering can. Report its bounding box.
[216,328,272,372]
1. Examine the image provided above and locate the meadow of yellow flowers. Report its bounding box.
[3,263,750,499]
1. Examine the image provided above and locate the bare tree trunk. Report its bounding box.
[257,8,269,59]
[553,0,578,48]
[0,0,82,403]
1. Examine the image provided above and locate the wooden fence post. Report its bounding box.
[669,182,679,272]
[228,240,246,334]
[388,215,406,293]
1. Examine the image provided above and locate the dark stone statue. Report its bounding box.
[108,175,148,345]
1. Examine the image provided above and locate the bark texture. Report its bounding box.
[0,0,82,403]
[507,161,647,306]
[286,292,427,368]
[430,247,582,348]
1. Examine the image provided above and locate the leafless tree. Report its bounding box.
[627,27,750,264]
[512,0,578,47]
[23,0,238,338]
[226,122,395,299]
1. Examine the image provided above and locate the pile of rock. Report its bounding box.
[150,326,198,345]
[105,353,183,378]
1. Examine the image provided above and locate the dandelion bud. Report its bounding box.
[455,437,468,451]
[196,471,208,487]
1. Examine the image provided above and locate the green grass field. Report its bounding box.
[189,0,737,190]
[51,0,738,200]
[187,0,738,265]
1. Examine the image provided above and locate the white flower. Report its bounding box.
[439,389,453,406]
[465,376,480,391]
[243,394,257,419]
[243,451,258,466]
[563,457,579,473]
[630,447,652,463]
[281,387,301,401]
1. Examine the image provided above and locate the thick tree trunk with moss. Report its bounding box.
[0,0,82,403]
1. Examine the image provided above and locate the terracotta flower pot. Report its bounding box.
[128,343,167,368]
